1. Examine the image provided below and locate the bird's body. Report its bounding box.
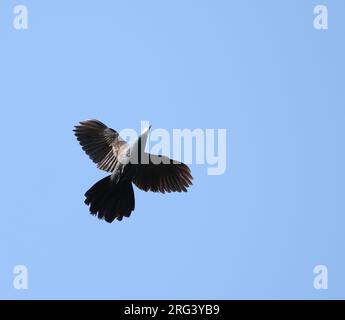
[74,120,193,223]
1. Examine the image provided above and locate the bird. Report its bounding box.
[73,119,193,223]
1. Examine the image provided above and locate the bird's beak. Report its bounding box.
[143,125,152,134]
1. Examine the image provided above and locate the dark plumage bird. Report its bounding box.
[74,120,193,223]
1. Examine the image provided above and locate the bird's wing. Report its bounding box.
[73,119,127,172]
[133,154,193,193]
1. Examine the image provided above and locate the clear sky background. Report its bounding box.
[0,0,344,299]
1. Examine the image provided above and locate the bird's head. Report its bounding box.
[141,125,151,137]
[139,125,151,150]
[129,125,151,163]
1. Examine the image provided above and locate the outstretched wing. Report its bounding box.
[73,119,127,172]
[133,154,193,193]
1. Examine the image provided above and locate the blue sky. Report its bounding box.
[0,0,344,299]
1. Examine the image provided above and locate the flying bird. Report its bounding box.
[74,120,193,223]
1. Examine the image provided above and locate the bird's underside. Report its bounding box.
[74,119,193,222]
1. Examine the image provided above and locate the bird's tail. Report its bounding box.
[84,176,135,223]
